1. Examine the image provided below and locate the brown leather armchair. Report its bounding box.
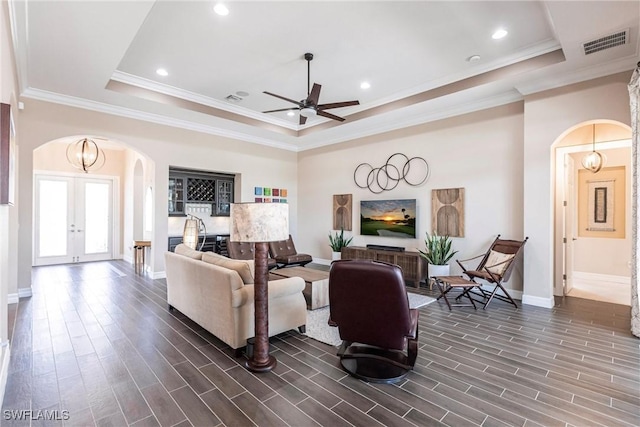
[328,259,419,383]
[268,235,312,268]
[225,238,277,269]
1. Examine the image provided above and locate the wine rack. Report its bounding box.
[187,178,215,202]
[168,168,234,217]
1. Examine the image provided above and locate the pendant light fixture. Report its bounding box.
[66,137,105,173]
[581,124,604,173]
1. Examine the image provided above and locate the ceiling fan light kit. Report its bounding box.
[300,107,317,117]
[263,52,360,125]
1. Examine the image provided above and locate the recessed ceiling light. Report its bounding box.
[360,81,371,89]
[467,55,481,62]
[156,68,168,77]
[492,28,508,40]
[236,91,249,97]
[213,3,229,16]
[287,111,295,117]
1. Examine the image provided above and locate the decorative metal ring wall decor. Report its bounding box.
[354,153,429,193]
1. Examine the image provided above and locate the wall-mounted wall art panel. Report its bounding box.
[333,194,352,231]
[578,166,625,238]
[255,187,288,204]
[431,188,464,237]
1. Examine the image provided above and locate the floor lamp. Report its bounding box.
[230,202,289,372]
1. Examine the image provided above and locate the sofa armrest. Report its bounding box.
[231,277,305,308]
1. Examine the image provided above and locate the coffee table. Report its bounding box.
[269,266,329,310]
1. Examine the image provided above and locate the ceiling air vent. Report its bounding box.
[583,29,628,55]
[225,94,242,102]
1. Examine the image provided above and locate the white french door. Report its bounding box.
[35,174,114,266]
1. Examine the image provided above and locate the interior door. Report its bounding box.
[34,175,75,265]
[35,175,114,266]
[564,154,576,295]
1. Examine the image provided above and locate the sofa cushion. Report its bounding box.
[175,243,203,260]
[202,251,255,284]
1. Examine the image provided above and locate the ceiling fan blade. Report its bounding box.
[299,115,307,125]
[317,100,360,110]
[307,83,321,105]
[262,107,298,114]
[317,110,346,122]
[263,91,303,106]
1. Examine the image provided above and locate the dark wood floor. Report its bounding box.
[2,260,638,427]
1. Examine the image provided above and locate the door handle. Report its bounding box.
[572,238,577,241]
[77,229,84,232]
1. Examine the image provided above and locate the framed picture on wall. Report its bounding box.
[0,103,16,205]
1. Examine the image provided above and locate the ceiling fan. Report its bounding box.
[263,53,360,125]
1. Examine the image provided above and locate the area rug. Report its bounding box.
[305,292,436,346]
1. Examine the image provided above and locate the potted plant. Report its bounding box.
[329,229,353,261]
[418,231,458,278]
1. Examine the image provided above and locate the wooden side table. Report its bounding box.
[133,240,151,274]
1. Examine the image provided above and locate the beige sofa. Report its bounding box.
[165,244,307,352]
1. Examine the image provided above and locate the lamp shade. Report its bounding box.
[230,203,289,242]
[182,217,200,249]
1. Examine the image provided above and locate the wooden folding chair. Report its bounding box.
[456,235,528,309]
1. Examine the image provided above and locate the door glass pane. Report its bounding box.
[38,180,68,257]
[84,182,110,254]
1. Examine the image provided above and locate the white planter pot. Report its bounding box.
[428,263,450,278]
[331,251,342,261]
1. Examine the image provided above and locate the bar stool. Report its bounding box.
[133,240,151,274]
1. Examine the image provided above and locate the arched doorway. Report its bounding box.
[553,121,632,305]
[32,136,154,267]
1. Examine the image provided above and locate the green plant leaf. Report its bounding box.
[419,231,457,265]
[329,228,352,251]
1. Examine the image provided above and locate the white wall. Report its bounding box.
[16,99,299,289]
[523,72,632,307]
[298,103,526,292]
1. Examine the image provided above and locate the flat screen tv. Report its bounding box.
[360,199,417,238]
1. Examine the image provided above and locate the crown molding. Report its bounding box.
[20,88,300,152]
[111,71,299,131]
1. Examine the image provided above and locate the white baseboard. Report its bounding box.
[522,294,555,308]
[478,284,523,301]
[313,258,331,266]
[7,287,33,304]
[573,271,630,285]
[123,254,133,264]
[0,342,10,410]
[152,271,166,280]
